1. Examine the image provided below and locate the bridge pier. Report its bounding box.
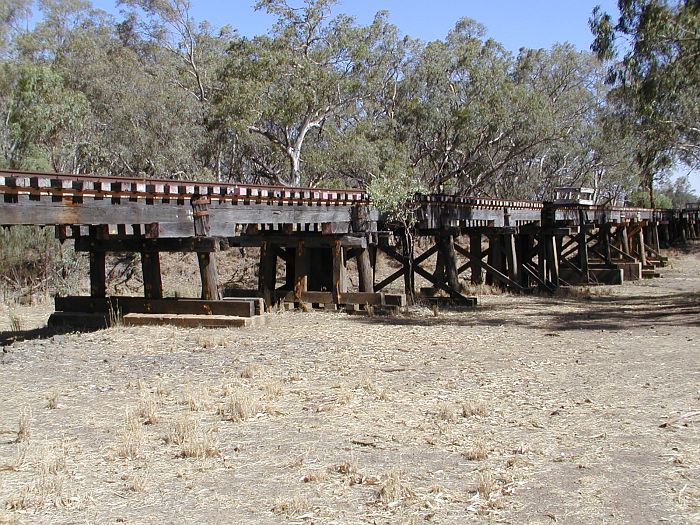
[141,251,163,299]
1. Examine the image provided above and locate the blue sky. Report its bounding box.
[93,0,620,54]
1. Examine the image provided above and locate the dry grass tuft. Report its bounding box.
[36,442,67,477]
[359,375,379,395]
[463,439,489,461]
[261,380,283,400]
[272,495,312,517]
[554,285,612,299]
[181,383,211,412]
[165,415,220,459]
[7,310,22,332]
[178,427,220,460]
[122,472,147,493]
[138,392,160,425]
[302,469,330,483]
[376,469,415,506]
[437,402,458,422]
[240,364,260,379]
[16,406,31,443]
[195,334,228,350]
[0,443,28,472]
[378,389,392,401]
[219,387,259,422]
[7,442,72,510]
[165,415,197,446]
[156,380,171,398]
[116,408,144,459]
[477,470,497,500]
[45,393,59,410]
[462,400,488,418]
[462,283,506,296]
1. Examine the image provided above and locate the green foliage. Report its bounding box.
[367,149,425,227]
[0,226,82,299]
[213,0,402,186]
[0,0,32,58]
[591,0,700,205]
[0,0,689,200]
[627,175,698,208]
[3,62,90,171]
[627,189,673,208]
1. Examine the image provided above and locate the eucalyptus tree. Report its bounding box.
[591,0,700,207]
[0,0,97,173]
[395,18,526,195]
[3,63,91,172]
[117,0,233,104]
[214,0,403,187]
[502,44,621,199]
[114,0,235,179]
[0,0,32,58]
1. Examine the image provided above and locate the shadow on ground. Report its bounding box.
[350,291,700,332]
[0,324,98,347]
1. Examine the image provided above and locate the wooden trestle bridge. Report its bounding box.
[1,169,698,327]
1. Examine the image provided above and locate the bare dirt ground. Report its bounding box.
[0,245,698,524]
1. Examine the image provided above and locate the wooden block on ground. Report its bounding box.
[55,296,257,318]
[588,268,624,285]
[421,296,478,308]
[344,304,402,316]
[223,297,264,315]
[615,262,642,281]
[122,313,269,328]
[48,312,108,329]
[223,288,262,298]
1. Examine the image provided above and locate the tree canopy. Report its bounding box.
[591,0,699,206]
[0,0,695,204]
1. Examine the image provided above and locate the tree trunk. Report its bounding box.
[289,151,301,187]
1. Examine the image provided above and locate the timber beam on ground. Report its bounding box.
[54,296,264,317]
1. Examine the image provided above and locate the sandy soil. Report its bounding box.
[0,246,698,525]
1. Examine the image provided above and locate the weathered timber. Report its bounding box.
[294,240,310,305]
[374,242,439,292]
[258,241,278,309]
[55,296,259,317]
[439,234,461,293]
[332,240,348,304]
[227,234,367,248]
[0,196,373,235]
[88,240,106,298]
[74,236,226,253]
[141,251,163,299]
[356,248,374,293]
[123,313,267,328]
[504,233,519,282]
[274,290,406,307]
[469,232,483,284]
[193,197,220,300]
[399,233,415,302]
